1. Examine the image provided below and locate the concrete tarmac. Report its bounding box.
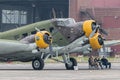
[0,62,120,80]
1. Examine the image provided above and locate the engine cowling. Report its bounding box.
[82,20,96,37]
[35,31,52,48]
[89,33,104,50]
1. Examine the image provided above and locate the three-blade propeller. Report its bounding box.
[35,27,54,56]
[89,24,108,38]
[89,23,108,54]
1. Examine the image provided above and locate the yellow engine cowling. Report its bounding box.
[89,33,103,50]
[83,20,96,37]
[35,31,52,48]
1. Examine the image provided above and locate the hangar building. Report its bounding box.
[0,0,69,31]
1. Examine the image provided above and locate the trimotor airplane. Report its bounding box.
[0,18,120,70]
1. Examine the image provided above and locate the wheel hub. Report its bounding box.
[34,60,40,68]
[67,61,73,67]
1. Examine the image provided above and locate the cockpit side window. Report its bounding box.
[64,18,76,26]
[64,20,70,25]
[56,18,76,27]
[56,21,65,26]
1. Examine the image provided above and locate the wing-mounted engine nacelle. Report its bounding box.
[82,20,97,37]
[35,31,52,48]
[89,33,104,50]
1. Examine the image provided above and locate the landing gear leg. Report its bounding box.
[62,53,77,70]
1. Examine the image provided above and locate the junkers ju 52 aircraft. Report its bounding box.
[0,18,120,70]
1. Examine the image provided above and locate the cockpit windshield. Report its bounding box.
[56,18,76,27]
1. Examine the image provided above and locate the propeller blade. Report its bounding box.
[89,29,96,38]
[35,27,40,32]
[60,11,63,18]
[99,28,108,35]
[84,10,108,36]
[89,25,99,38]
[52,8,56,18]
[35,27,44,35]
[89,24,108,38]
[43,33,54,56]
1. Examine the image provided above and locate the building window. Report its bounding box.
[2,10,27,24]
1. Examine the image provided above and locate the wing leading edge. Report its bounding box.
[104,40,120,47]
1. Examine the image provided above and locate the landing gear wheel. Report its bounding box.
[32,58,44,70]
[65,58,77,70]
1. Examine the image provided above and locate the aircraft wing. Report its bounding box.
[104,40,120,47]
[0,39,42,62]
[0,39,36,55]
[39,44,91,56]
[49,40,120,55]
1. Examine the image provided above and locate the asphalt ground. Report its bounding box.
[0,62,120,80]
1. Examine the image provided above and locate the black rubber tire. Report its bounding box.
[65,57,77,70]
[32,58,44,70]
